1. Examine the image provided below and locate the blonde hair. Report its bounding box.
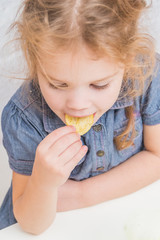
[11,0,155,150]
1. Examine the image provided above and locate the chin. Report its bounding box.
[93,113,101,124]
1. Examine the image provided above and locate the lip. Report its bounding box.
[65,112,96,118]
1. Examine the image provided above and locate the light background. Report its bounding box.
[0,0,160,204]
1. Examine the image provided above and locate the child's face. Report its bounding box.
[37,47,124,125]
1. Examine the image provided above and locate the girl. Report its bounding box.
[1,0,160,235]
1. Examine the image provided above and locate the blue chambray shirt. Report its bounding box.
[1,54,160,229]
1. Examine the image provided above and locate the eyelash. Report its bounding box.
[48,82,110,90]
[90,83,110,90]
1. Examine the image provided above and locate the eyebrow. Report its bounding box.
[45,70,118,83]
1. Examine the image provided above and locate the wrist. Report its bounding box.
[30,170,58,194]
[80,179,87,208]
[57,179,84,211]
[71,179,85,209]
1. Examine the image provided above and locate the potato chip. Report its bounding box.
[65,114,94,135]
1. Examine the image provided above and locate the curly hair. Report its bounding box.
[11,0,156,150]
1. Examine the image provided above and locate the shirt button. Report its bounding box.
[96,150,105,157]
[96,166,105,171]
[92,124,102,132]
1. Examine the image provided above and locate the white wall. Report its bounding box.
[0,0,160,205]
[0,0,25,205]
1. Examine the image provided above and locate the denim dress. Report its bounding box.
[1,54,160,230]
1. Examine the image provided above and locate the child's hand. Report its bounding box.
[33,126,88,189]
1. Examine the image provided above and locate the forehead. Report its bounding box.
[39,48,120,82]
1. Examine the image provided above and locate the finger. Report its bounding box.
[64,145,88,172]
[58,140,83,164]
[38,125,76,150]
[50,132,81,157]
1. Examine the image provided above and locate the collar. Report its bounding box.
[111,96,133,109]
[42,97,65,133]
[111,79,134,109]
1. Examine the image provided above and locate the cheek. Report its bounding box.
[42,87,65,111]
[96,87,120,110]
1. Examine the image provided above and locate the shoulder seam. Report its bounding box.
[9,99,46,139]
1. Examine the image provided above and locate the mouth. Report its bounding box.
[66,112,96,118]
[65,113,95,135]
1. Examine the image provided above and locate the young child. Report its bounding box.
[1,0,160,235]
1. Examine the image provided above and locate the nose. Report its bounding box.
[66,88,90,112]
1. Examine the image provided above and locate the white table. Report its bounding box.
[1,180,160,240]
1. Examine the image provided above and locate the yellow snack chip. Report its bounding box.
[65,114,94,135]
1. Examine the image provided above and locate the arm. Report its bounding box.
[81,150,160,208]
[12,172,58,235]
[12,126,87,235]
[57,124,160,210]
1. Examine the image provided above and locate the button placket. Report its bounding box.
[92,123,106,172]
[92,124,102,132]
[96,150,105,157]
[96,150,105,171]
[96,166,105,171]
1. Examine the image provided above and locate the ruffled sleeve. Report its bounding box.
[1,100,43,175]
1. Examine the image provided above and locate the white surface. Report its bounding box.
[0,180,160,240]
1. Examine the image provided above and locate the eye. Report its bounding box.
[48,83,57,89]
[49,82,68,89]
[91,83,110,90]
